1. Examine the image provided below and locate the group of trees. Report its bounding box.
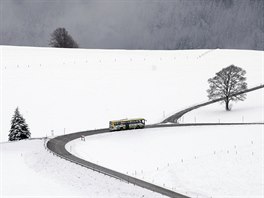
[47,0,263,50]
[146,0,263,50]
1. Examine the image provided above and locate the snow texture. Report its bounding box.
[1,46,263,197]
[67,125,264,198]
[1,139,166,198]
[1,46,263,142]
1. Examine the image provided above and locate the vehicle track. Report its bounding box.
[46,122,263,198]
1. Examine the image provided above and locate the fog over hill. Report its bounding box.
[1,0,263,50]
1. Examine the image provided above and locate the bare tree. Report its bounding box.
[49,27,78,48]
[207,65,247,111]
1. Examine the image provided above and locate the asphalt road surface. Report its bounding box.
[162,85,264,123]
[47,122,263,198]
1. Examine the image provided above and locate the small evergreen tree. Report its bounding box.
[9,108,31,141]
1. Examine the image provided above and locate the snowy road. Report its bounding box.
[47,122,263,198]
[162,84,264,123]
[47,127,189,198]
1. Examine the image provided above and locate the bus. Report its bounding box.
[109,118,146,131]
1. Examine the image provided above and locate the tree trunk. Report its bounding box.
[225,99,230,111]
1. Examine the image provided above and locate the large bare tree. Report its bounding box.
[49,27,78,48]
[207,65,247,111]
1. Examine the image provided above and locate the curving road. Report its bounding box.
[46,122,263,198]
[47,84,264,197]
[162,85,264,123]
[47,127,189,198]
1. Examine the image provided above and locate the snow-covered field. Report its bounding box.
[1,46,263,197]
[181,87,264,123]
[1,46,263,142]
[1,139,166,198]
[67,124,263,198]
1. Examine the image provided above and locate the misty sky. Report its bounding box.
[1,0,263,50]
[2,0,158,49]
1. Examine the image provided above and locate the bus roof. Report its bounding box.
[110,118,145,123]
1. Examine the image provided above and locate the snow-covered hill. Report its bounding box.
[181,87,263,123]
[1,46,263,142]
[67,124,263,198]
[1,139,165,198]
[1,46,263,197]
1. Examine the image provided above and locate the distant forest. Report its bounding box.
[1,0,263,50]
[144,0,264,50]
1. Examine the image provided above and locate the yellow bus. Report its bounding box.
[109,118,146,131]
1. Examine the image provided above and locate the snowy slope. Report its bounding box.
[1,46,263,197]
[67,124,264,198]
[1,139,166,198]
[179,87,264,123]
[1,46,263,142]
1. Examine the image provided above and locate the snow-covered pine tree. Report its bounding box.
[8,108,31,141]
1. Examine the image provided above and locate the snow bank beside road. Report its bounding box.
[181,87,264,123]
[67,125,264,198]
[1,139,166,198]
